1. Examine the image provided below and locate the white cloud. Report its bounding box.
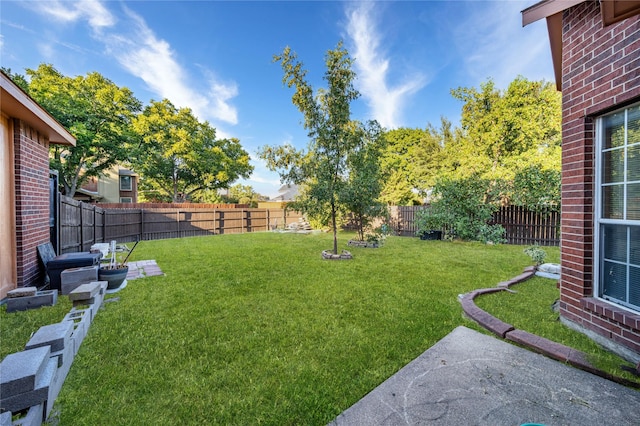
[32,0,115,31]
[30,1,239,127]
[106,7,238,126]
[203,69,239,125]
[345,2,427,129]
[452,1,554,88]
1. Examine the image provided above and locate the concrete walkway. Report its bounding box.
[329,326,640,426]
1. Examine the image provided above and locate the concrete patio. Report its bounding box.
[330,326,640,426]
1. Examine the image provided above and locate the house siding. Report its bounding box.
[13,119,50,288]
[560,2,640,357]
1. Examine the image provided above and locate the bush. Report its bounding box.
[416,175,505,244]
[524,245,547,265]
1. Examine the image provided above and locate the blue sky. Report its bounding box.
[1,0,553,197]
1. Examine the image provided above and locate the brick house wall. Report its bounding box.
[560,2,640,357]
[13,119,51,288]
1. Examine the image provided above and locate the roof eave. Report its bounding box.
[0,72,75,146]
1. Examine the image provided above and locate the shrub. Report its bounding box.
[524,245,547,266]
[416,175,505,244]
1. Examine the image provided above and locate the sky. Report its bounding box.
[1,0,554,197]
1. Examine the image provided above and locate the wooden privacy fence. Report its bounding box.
[58,196,303,253]
[58,196,559,253]
[491,205,560,246]
[385,205,560,246]
[59,197,105,253]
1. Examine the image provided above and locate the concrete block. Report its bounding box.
[60,266,98,295]
[0,346,50,398]
[49,338,75,368]
[7,286,37,298]
[11,403,44,426]
[5,290,57,313]
[25,321,74,353]
[0,411,11,426]
[0,356,56,414]
[68,281,102,301]
[46,345,75,418]
[65,308,92,353]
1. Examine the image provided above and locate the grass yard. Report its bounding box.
[1,232,637,424]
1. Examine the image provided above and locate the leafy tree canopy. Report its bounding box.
[379,120,451,205]
[25,64,142,196]
[447,76,561,182]
[438,76,561,211]
[132,99,253,202]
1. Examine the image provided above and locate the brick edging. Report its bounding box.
[459,266,640,389]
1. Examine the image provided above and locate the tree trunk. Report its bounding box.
[331,201,338,254]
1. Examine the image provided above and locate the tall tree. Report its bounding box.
[439,77,561,209]
[132,99,253,202]
[379,123,445,205]
[341,121,387,240]
[448,77,561,182]
[25,64,142,195]
[260,41,380,254]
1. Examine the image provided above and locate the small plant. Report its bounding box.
[364,225,390,246]
[524,245,547,266]
[414,208,450,236]
[100,241,138,270]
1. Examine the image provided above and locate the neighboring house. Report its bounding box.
[523,0,640,361]
[258,184,300,209]
[75,166,138,204]
[0,71,76,299]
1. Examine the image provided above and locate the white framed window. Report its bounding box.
[119,197,133,203]
[595,103,640,312]
[119,175,132,191]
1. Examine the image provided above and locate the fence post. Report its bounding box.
[79,201,84,252]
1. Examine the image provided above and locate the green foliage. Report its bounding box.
[512,165,561,211]
[132,99,253,202]
[416,175,505,244]
[261,41,384,253]
[341,121,388,240]
[379,122,447,205]
[523,245,547,266]
[25,64,142,195]
[1,67,29,92]
[450,77,561,177]
[439,77,561,208]
[362,225,391,246]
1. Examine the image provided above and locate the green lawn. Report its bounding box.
[1,232,637,425]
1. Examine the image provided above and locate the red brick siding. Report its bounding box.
[13,119,50,287]
[560,2,640,355]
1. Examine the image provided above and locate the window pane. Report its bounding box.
[601,261,627,302]
[602,148,625,183]
[603,112,625,149]
[630,267,640,306]
[631,227,640,265]
[627,183,640,220]
[628,144,640,182]
[629,105,640,145]
[120,175,132,190]
[602,185,624,219]
[602,224,627,262]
